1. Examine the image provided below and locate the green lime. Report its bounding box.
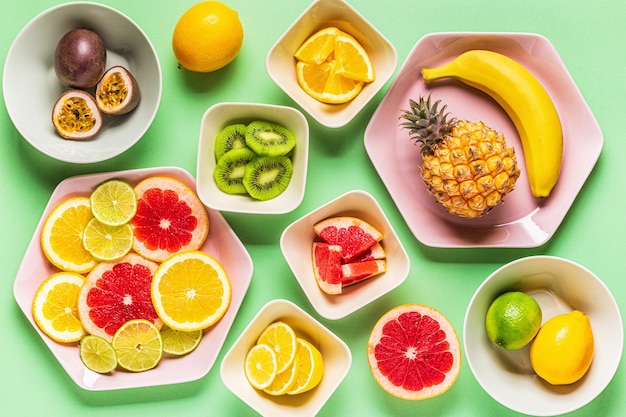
[79,335,117,374]
[112,319,163,372]
[485,291,542,350]
[82,218,134,261]
[160,325,203,356]
[90,179,137,226]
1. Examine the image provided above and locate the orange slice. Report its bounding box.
[334,31,375,82]
[294,26,340,64]
[296,60,364,104]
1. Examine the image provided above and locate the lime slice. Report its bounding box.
[160,325,203,355]
[90,179,137,226]
[79,335,117,374]
[82,218,133,261]
[112,319,163,372]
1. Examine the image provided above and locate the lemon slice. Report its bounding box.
[90,179,137,226]
[82,218,134,261]
[256,321,297,374]
[160,325,203,355]
[263,354,300,396]
[287,338,324,395]
[244,343,278,390]
[79,335,117,374]
[112,319,163,372]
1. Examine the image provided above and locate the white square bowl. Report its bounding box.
[196,102,309,214]
[266,0,397,128]
[220,299,351,417]
[280,190,410,320]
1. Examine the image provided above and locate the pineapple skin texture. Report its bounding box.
[420,120,520,218]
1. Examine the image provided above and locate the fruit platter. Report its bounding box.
[2,1,625,417]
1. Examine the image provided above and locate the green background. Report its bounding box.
[1,0,624,416]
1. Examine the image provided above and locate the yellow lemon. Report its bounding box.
[172,1,243,72]
[530,310,594,385]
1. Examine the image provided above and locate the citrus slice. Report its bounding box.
[313,216,383,262]
[82,218,134,261]
[160,325,203,355]
[293,26,340,64]
[40,196,97,274]
[312,242,343,295]
[264,354,300,396]
[256,321,297,374]
[367,304,461,400]
[131,176,209,262]
[151,251,231,331]
[287,337,324,395]
[79,334,117,374]
[296,60,364,104]
[112,319,163,372]
[244,343,278,390]
[32,271,86,343]
[89,179,137,226]
[334,31,375,82]
[78,253,161,341]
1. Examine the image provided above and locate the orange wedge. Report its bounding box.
[334,32,375,82]
[296,60,364,104]
[294,26,340,64]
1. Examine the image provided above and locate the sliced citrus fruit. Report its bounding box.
[79,334,117,374]
[287,337,324,395]
[264,354,300,396]
[244,343,278,390]
[89,179,137,226]
[341,259,386,287]
[296,60,364,104]
[78,253,161,341]
[131,176,209,262]
[151,251,231,331]
[112,319,163,372]
[312,242,343,295]
[334,31,375,82]
[32,271,86,343]
[40,196,97,274]
[82,218,134,261]
[293,26,340,64]
[350,242,386,262]
[367,304,461,400]
[256,321,297,374]
[160,324,203,356]
[313,216,383,262]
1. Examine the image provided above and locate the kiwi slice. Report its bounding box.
[245,120,296,157]
[243,156,294,200]
[213,148,258,194]
[214,124,248,161]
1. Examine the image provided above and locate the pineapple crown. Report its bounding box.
[400,94,456,156]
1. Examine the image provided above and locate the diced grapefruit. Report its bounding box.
[367,304,461,400]
[341,259,386,287]
[312,242,343,295]
[78,253,162,341]
[131,176,209,262]
[313,216,382,262]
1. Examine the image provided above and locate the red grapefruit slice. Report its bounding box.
[131,176,209,262]
[350,242,386,262]
[312,242,343,295]
[341,259,386,287]
[78,253,162,341]
[313,216,382,262]
[367,304,461,400]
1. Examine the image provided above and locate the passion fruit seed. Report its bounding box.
[52,90,102,140]
[96,66,141,115]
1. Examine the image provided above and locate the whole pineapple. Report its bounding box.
[400,95,520,218]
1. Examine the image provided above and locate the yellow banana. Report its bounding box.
[421,49,563,198]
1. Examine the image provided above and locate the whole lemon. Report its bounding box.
[530,310,594,385]
[485,291,542,350]
[172,1,243,72]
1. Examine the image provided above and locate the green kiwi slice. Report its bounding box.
[213,148,258,194]
[214,123,248,161]
[243,156,293,200]
[245,120,296,157]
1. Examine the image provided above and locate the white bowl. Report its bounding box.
[3,2,162,163]
[280,190,410,320]
[220,299,351,417]
[196,102,309,214]
[266,0,397,128]
[464,256,623,416]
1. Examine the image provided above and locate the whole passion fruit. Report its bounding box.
[52,89,103,140]
[54,29,107,89]
[95,66,141,115]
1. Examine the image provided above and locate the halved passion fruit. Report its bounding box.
[52,89,103,140]
[95,66,141,115]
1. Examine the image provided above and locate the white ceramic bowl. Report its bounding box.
[266,0,397,128]
[3,2,162,163]
[196,102,309,214]
[280,190,410,320]
[464,256,623,416]
[220,299,351,417]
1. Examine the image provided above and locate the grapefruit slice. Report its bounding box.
[351,242,386,262]
[341,259,386,287]
[313,216,383,262]
[78,253,161,341]
[131,176,209,262]
[312,242,343,295]
[367,304,461,400]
